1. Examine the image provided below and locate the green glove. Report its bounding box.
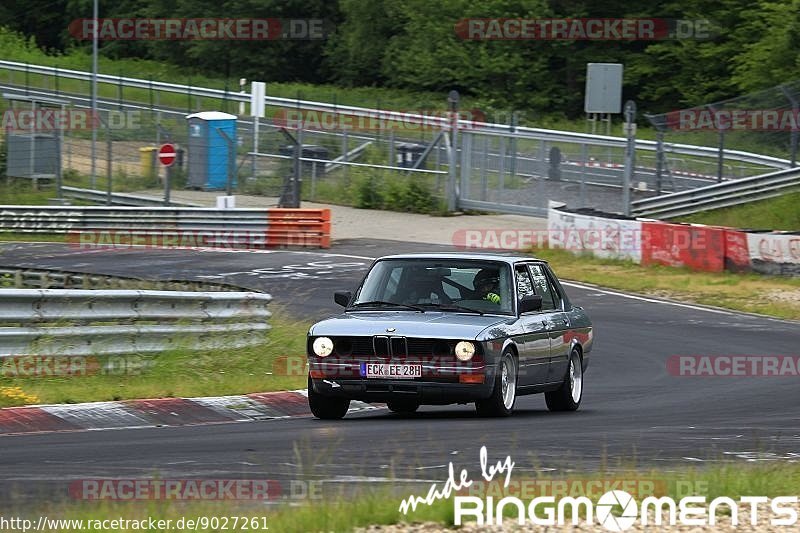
[485,292,500,304]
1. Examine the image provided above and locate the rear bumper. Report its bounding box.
[310,376,496,404]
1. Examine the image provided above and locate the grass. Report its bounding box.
[535,247,800,320]
[0,233,66,242]
[4,462,800,531]
[0,178,58,205]
[0,313,308,406]
[678,190,800,231]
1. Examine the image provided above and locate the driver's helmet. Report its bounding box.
[474,268,500,292]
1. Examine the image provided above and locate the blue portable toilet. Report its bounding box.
[186,111,237,190]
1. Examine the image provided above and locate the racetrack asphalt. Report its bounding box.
[0,239,798,503]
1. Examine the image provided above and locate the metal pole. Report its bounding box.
[295,127,303,206]
[106,117,112,205]
[388,131,394,167]
[509,112,518,182]
[481,136,488,201]
[164,165,171,206]
[622,100,637,217]
[311,159,317,201]
[342,129,349,182]
[717,129,725,183]
[459,131,472,201]
[29,101,35,183]
[655,131,664,194]
[55,107,63,199]
[781,86,799,167]
[447,90,459,212]
[252,115,259,178]
[579,142,587,207]
[90,0,98,188]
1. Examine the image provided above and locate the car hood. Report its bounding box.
[309,311,511,340]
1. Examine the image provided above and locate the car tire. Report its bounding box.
[475,351,517,417]
[308,377,350,420]
[545,348,583,412]
[387,400,420,414]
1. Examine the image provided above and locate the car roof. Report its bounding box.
[375,252,548,265]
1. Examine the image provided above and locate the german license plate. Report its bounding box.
[360,363,422,379]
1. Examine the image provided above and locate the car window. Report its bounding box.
[528,264,557,311]
[515,266,534,299]
[353,259,514,314]
[383,267,403,301]
[543,267,563,309]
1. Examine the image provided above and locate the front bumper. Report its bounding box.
[310,374,496,404]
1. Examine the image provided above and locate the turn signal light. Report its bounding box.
[309,369,326,379]
[459,373,485,384]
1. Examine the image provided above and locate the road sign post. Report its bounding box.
[622,101,637,217]
[158,143,176,206]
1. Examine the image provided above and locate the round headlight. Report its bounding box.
[312,337,334,357]
[455,341,476,362]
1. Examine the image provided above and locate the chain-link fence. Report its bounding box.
[646,80,800,187]
[0,61,792,215]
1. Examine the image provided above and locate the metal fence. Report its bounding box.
[0,60,793,217]
[646,80,800,180]
[0,288,271,356]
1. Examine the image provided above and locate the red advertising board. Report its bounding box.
[641,222,725,272]
[723,229,751,272]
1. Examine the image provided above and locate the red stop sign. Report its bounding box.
[158,143,176,167]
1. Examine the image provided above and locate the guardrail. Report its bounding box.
[630,167,800,218]
[0,206,331,247]
[0,266,243,291]
[0,288,271,356]
[0,60,791,172]
[61,187,202,207]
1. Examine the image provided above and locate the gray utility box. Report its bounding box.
[278,144,329,176]
[6,133,59,178]
[396,142,427,168]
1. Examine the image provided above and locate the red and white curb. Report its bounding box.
[0,390,382,436]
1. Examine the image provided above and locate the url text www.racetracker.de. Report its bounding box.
[0,516,269,532]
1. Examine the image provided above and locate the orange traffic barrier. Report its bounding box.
[266,208,331,248]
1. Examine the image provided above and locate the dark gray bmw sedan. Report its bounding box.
[306,253,593,418]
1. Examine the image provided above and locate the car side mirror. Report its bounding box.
[519,294,543,314]
[334,290,352,307]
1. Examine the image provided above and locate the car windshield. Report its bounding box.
[351,259,514,315]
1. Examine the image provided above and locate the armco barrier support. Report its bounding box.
[641,222,725,272]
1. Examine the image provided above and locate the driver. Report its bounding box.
[474,269,501,304]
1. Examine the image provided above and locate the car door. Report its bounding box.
[514,264,551,386]
[528,263,570,383]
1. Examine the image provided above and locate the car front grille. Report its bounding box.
[332,336,464,359]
